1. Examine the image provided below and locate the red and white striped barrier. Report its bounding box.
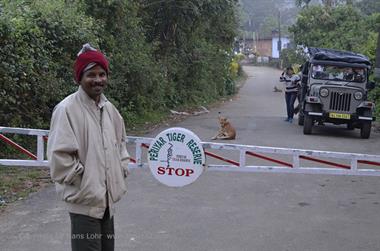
[128,136,380,176]
[1,127,380,176]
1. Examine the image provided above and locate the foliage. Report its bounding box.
[369,84,380,119]
[0,0,240,130]
[289,4,379,65]
[354,0,380,15]
[0,0,98,128]
[289,5,373,53]
[138,0,239,106]
[79,0,167,125]
[280,48,306,69]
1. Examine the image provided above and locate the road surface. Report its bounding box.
[1,66,380,251]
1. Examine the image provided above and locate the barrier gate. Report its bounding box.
[1,126,380,176]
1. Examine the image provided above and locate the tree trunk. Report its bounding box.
[375,28,380,81]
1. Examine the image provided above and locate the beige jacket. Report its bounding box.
[47,86,129,219]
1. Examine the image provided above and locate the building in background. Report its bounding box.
[271,31,290,58]
[239,30,290,59]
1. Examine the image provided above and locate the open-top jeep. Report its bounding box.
[298,48,376,138]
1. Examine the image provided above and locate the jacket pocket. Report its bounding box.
[63,164,84,185]
[58,174,82,202]
[108,158,127,203]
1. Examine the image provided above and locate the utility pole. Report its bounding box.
[278,10,282,67]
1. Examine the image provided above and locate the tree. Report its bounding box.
[0,0,240,130]
[289,5,373,53]
[0,0,98,128]
[140,0,239,105]
[355,0,380,15]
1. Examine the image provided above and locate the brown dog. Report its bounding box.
[212,116,236,140]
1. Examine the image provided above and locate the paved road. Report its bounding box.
[1,66,380,251]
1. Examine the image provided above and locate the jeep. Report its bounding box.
[298,48,376,139]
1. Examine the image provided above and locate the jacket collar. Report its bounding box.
[78,85,108,109]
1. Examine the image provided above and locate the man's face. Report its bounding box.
[80,65,108,101]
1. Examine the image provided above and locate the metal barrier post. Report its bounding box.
[293,154,300,169]
[351,158,358,172]
[37,135,44,161]
[135,142,143,168]
[239,150,246,168]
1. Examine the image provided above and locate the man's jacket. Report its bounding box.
[47,86,129,219]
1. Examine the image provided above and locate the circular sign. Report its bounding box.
[147,127,206,187]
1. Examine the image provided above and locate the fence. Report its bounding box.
[1,127,380,176]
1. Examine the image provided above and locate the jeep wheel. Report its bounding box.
[360,122,371,139]
[298,113,304,126]
[303,115,313,135]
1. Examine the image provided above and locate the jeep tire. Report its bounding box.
[360,110,372,139]
[360,122,371,139]
[303,115,313,135]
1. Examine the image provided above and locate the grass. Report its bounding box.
[0,166,51,211]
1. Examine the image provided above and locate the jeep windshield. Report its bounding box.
[311,64,366,83]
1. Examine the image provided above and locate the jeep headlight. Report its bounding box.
[319,88,329,97]
[354,91,363,100]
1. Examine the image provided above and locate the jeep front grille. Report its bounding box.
[329,91,351,111]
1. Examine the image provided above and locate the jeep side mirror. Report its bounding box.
[366,81,376,90]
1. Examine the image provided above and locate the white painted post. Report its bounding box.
[239,150,246,168]
[136,142,143,168]
[293,153,300,169]
[37,135,44,161]
[350,158,358,173]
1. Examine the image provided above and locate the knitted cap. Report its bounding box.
[73,43,109,83]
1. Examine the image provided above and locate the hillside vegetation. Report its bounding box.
[0,0,240,130]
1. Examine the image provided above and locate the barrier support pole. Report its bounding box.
[136,142,143,168]
[239,150,246,168]
[293,154,300,169]
[37,135,44,161]
[351,158,358,172]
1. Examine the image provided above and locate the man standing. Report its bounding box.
[47,43,130,251]
[280,67,300,123]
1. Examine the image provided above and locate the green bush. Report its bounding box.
[280,48,306,69]
[0,0,98,129]
[0,0,239,134]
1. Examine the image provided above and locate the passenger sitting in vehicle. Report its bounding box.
[312,65,328,79]
[343,68,354,81]
[353,68,365,82]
